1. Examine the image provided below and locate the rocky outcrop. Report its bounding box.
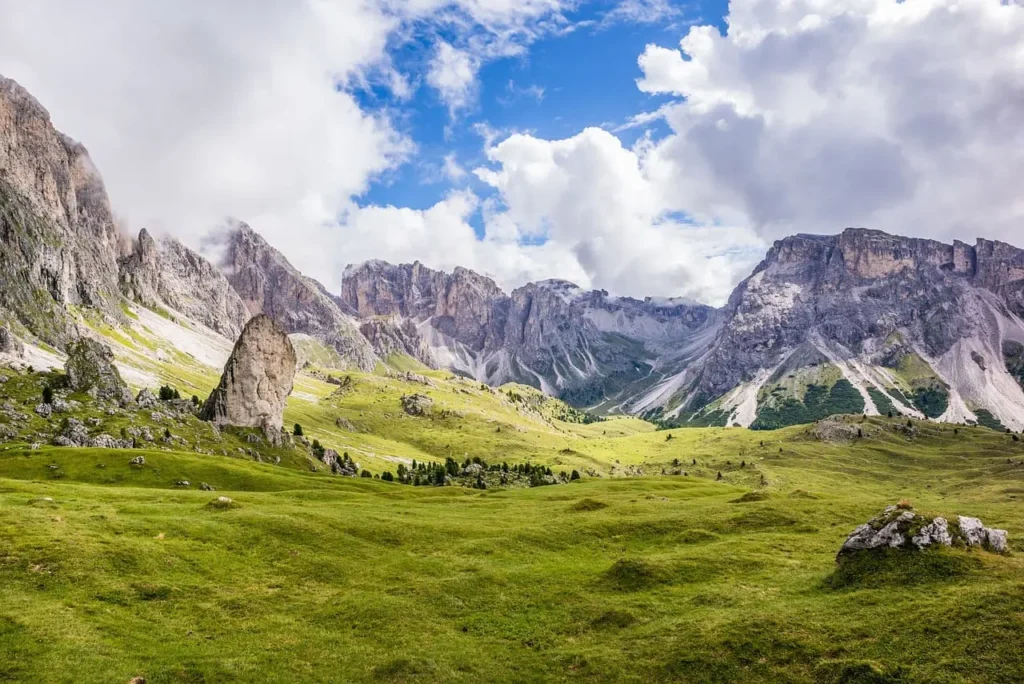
[0,327,23,358]
[0,75,125,346]
[358,316,437,366]
[342,260,509,351]
[216,222,376,371]
[119,229,250,338]
[401,393,434,417]
[64,338,131,404]
[201,314,296,431]
[837,504,1008,560]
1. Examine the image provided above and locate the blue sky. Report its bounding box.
[357,0,730,227]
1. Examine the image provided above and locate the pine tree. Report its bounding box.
[570,470,580,481]
[293,423,304,437]
[42,386,53,405]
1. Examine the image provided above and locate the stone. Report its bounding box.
[912,517,952,548]
[0,327,24,357]
[89,434,129,449]
[64,338,131,404]
[136,388,158,409]
[840,506,1011,560]
[175,480,191,487]
[986,528,1009,553]
[200,483,215,491]
[53,418,89,447]
[957,516,988,547]
[200,315,296,431]
[401,394,434,417]
[129,456,146,466]
[34,403,52,418]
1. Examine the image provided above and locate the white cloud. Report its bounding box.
[604,0,684,26]
[0,0,407,258]
[473,127,765,303]
[443,153,468,181]
[636,0,1024,244]
[427,42,479,113]
[0,0,575,289]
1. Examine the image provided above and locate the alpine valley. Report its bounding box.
[6,73,1024,684]
[3,74,1024,433]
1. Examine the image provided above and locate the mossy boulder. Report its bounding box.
[64,337,131,404]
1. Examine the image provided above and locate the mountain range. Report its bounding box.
[3,74,1024,431]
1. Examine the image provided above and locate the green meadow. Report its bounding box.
[2,362,1024,682]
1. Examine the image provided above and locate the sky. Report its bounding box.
[1,0,1023,306]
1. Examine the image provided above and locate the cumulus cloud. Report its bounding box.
[473,128,765,303]
[0,0,573,287]
[636,0,1024,244]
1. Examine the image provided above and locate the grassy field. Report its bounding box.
[1,409,1024,682]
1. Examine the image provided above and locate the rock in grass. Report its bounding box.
[838,505,1009,560]
[129,455,146,466]
[0,327,24,358]
[201,315,296,431]
[401,393,433,417]
[207,496,234,510]
[64,337,132,404]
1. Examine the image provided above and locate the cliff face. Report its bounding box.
[340,262,718,406]
[641,228,1024,431]
[0,75,125,344]
[219,222,377,371]
[118,229,252,339]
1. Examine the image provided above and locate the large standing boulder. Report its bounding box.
[64,338,131,403]
[201,315,296,430]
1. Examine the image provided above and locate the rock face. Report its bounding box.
[340,261,718,407]
[633,228,1024,430]
[837,505,1008,560]
[0,327,23,357]
[0,75,125,346]
[201,315,296,430]
[217,222,376,371]
[64,338,131,403]
[118,229,250,338]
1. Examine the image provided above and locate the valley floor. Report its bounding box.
[1,418,1024,682]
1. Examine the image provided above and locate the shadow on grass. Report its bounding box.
[824,548,982,591]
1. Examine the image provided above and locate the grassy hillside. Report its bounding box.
[1,414,1024,682]
[6,306,1024,681]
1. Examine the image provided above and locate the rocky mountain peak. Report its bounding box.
[217,221,376,371]
[0,74,125,345]
[118,228,251,339]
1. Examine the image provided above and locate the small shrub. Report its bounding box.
[602,559,665,592]
[570,470,581,481]
[360,470,373,478]
[571,498,608,512]
[293,423,304,437]
[191,395,200,406]
[42,386,53,405]
[381,471,394,482]
[590,610,637,629]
